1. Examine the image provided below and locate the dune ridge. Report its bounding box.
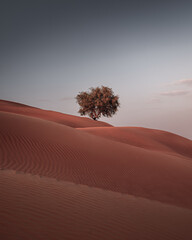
[78,127,192,158]
[0,99,112,128]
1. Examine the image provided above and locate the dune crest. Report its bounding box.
[0,99,112,128]
[78,127,192,158]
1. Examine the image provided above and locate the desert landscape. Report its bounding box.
[1,0,192,239]
[0,99,192,240]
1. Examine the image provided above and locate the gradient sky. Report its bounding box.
[1,0,192,139]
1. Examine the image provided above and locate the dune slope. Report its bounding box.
[78,127,192,158]
[1,100,192,240]
[0,169,192,240]
[0,99,112,128]
[1,111,192,209]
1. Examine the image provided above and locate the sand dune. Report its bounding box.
[0,169,192,240]
[78,127,192,158]
[1,111,192,209]
[0,100,192,240]
[0,100,112,128]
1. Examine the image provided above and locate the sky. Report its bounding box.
[0,0,192,139]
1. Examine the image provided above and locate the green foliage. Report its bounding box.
[76,86,120,120]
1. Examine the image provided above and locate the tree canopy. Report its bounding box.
[76,86,120,120]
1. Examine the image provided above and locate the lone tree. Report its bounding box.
[76,86,120,120]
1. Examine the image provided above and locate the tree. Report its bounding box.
[76,86,120,120]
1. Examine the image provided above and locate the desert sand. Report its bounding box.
[0,100,112,128]
[78,126,192,158]
[0,100,192,240]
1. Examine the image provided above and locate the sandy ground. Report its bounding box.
[0,100,192,240]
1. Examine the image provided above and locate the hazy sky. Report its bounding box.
[1,0,192,139]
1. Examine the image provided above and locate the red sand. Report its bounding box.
[0,100,192,240]
[78,127,192,158]
[1,170,192,240]
[0,99,112,128]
